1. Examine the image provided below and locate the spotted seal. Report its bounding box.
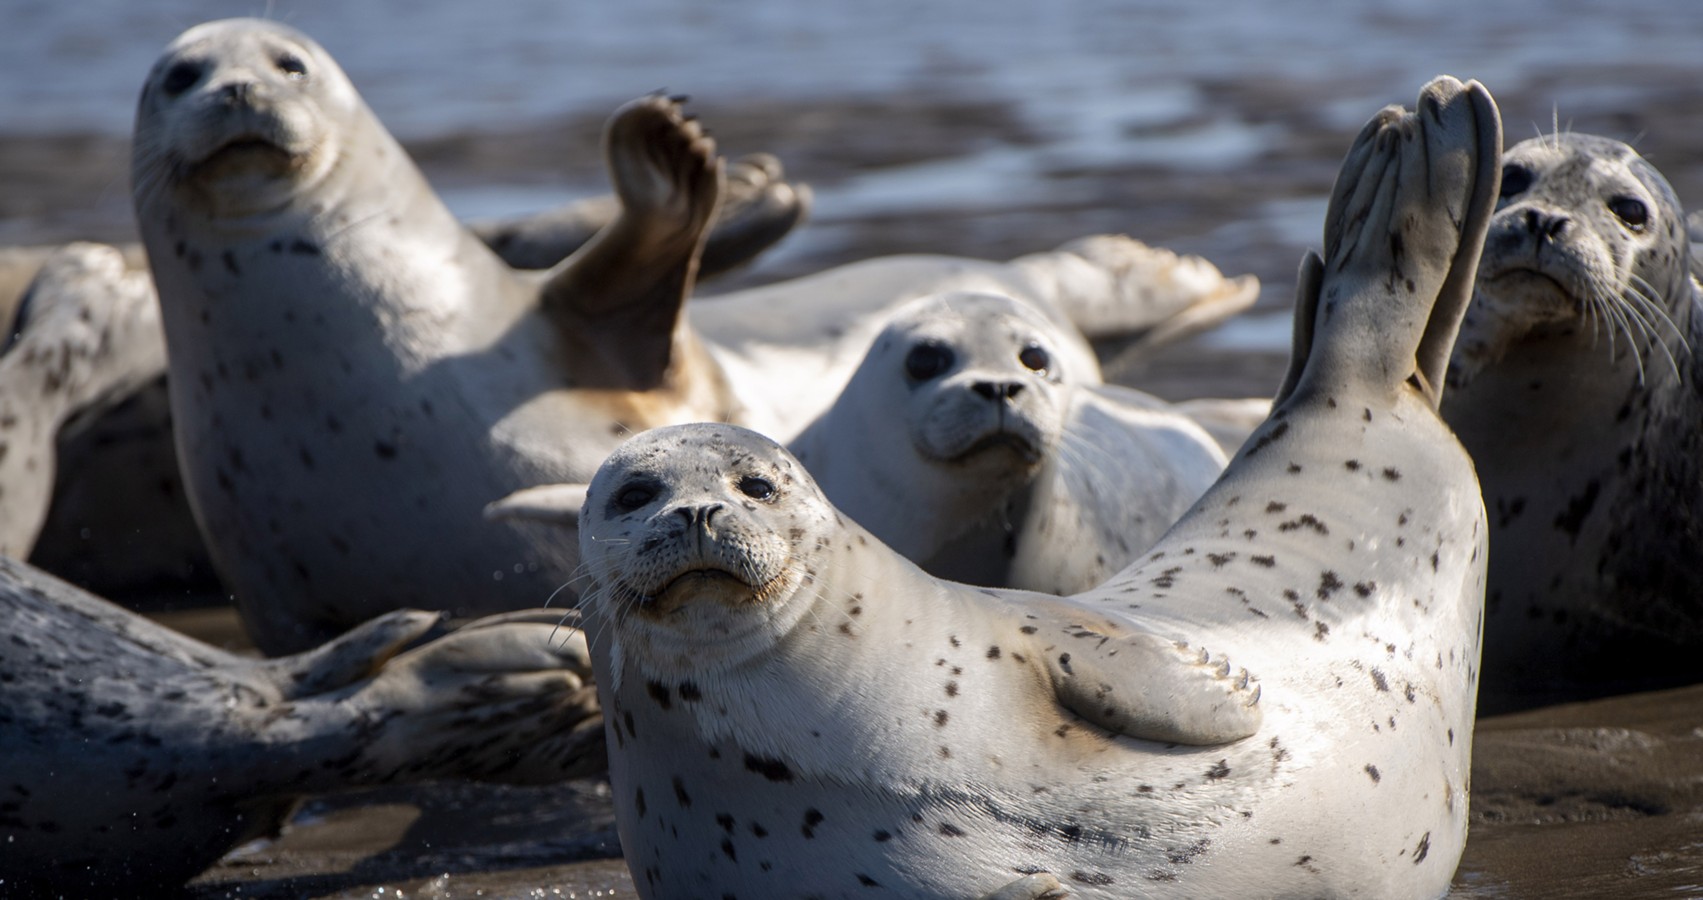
[134,19,743,653]
[788,289,1224,593]
[529,75,1498,899]
[1441,132,1703,709]
[0,555,602,895]
[133,19,1259,654]
[0,243,163,557]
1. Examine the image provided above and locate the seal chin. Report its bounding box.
[645,568,758,615]
[955,430,1045,466]
[1480,266,1581,314]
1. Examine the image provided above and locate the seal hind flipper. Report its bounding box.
[537,94,721,390]
[473,151,810,277]
[1294,78,1501,411]
[484,482,589,528]
[1015,597,1262,746]
[257,608,443,698]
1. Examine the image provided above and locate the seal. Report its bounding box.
[1441,132,1703,709]
[0,243,163,557]
[788,289,1226,593]
[532,76,1497,899]
[132,19,1261,654]
[0,554,603,895]
[134,18,739,653]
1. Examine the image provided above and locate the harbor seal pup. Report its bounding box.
[535,75,1499,900]
[0,243,163,557]
[790,289,1224,593]
[0,555,603,895]
[134,19,1259,653]
[1441,133,1703,709]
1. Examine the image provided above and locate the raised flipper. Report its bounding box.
[1277,77,1501,410]
[538,94,721,390]
[474,152,810,278]
[1014,596,1262,746]
[980,873,1069,900]
[484,482,588,528]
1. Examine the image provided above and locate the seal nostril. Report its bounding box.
[702,503,724,527]
[220,82,256,106]
[974,381,1023,401]
[1547,216,1569,239]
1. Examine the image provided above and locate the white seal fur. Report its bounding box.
[542,75,1499,900]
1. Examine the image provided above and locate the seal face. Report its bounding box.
[790,291,1224,592]
[1442,133,1703,708]
[573,77,1496,899]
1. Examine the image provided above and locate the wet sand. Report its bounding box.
[9,13,1703,895]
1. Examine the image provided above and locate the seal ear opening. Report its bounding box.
[484,483,588,529]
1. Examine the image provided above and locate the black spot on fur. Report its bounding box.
[1553,479,1601,540]
[802,808,824,838]
[646,681,672,709]
[1365,764,1381,783]
[1205,760,1231,780]
[743,754,794,782]
[1413,832,1431,864]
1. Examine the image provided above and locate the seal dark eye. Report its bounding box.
[1018,343,1050,373]
[1608,196,1649,232]
[612,482,658,512]
[161,61,203,97]
[276,53,308,81]
[1499,164,1532,200]
[904,341,954,382]
[737,475,775,501]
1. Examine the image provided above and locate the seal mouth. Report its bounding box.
[936,430,1044,466]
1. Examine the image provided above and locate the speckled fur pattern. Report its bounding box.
[571,76,1498,899]
[790,290,1225,593]
[1442,133,1703,708]
[133,19,733,653]
[0,243,162,557]
[0,556,602,895]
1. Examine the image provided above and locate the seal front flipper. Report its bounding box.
[537,94,721,390]
[980,872,1068,900]
[1012,596,1262,746]
[255,608,443,697]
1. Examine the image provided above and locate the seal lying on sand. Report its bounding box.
[0,556,602,895]
[134,19,1258,654]
[1442,133,1703,709]
[0,244,163,557]
[518,76,1498,899]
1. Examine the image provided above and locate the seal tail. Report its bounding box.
[1275,77,1502,412]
